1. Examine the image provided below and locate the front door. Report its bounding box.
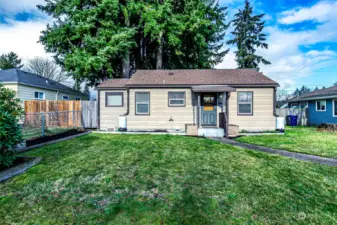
[201,93,217,126]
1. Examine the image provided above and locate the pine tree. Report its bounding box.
[227,0,270,70]
[0,52,23,69]
[38,0,230,85]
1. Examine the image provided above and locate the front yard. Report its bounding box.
[0,134,336,224]
[237,126,337,159]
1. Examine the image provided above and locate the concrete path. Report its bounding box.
[210,137,337,167]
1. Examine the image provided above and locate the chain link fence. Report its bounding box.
[21,111,83,140]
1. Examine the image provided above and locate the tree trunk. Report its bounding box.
[122,55,130,78]
[156,35,163,69]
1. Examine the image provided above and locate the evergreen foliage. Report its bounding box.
[227,0,270,70]
[0,52,23,69]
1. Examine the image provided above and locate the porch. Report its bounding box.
[192,85,236,137]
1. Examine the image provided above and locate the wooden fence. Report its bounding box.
[24,100,97,128]
[276,108,309,126]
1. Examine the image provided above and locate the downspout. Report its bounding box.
[273,87,278,117]
[56,90,59,100]
[225,93,230,138]
[97,90,100,130]
[123,88,130,116]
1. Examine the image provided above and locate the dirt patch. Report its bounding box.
[317,123,337,132]
[26,129,86,147]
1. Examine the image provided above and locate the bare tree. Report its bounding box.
[25,57,69,83]
[277,89,291,101]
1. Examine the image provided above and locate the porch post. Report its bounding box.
[197,93,201,128]
[225,92,230,138]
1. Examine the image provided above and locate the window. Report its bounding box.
[238,92,253,115]
[75,97,81,101]
[136,92,150,115]
[168,92,185,107]
[106,92,123,107]
[316,100,326,111]
[333,100,337,117]
[62,95,69,100]
[34,92,45,100]
[300,101,308,109]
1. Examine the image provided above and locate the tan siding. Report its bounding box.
[99,90,127,130]
[228,88,276,131]
[127,88,194,131]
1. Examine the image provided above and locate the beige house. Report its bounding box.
[0,69,88,103]
[97,69,279,137]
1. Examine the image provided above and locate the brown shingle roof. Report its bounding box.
[97,69,278,88]
[97,79,130,88]
[289,85,337,102]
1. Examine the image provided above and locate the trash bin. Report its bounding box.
[287,115,298,127]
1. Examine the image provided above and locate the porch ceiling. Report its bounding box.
[191,85,236,93]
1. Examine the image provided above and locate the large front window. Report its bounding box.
[238,92,253,115]
[106,92,123,107]
[136,92,150,115]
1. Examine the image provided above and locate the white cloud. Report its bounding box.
[0,0,45,14]
[279,1,337,24]
[0,18,50,61]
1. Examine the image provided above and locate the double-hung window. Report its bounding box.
[106,92,123,107]
[316,100,326,111]
[333,100,337,117]
[136,92,150,115]
[238,92,253,115]
[34,91,45,100]
[168,92,185,107]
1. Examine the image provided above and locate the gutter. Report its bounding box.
[273,87,278,117]
[124,88,130,116]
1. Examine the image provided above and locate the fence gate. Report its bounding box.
[81,101,98,128]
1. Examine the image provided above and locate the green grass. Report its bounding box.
[237,126,337,159]
[1,134,336,224]
[22,127,74,140]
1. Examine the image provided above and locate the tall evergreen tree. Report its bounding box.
[38,0,229,86]
[227,0,270,70]
[293,86,311,97]
[0,52,23,69]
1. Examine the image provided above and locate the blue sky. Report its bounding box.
[0,0,337,93]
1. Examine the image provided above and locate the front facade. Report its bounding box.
[289,86,337,125]
[97,69,279,136]
[1,69,88,103]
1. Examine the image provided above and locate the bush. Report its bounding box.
[0,83,24,168]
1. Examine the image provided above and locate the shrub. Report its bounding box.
[0,83,24,168]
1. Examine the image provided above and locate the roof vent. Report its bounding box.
[169,72,174,76]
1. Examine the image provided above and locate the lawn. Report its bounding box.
[0,134,336,224]
[237,126,337,159]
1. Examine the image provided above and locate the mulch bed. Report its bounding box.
[26,129,86,147]
[317,123,337,132]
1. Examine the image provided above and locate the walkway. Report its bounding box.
[210,137,337,167]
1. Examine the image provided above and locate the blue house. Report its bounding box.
[288,85,337,126]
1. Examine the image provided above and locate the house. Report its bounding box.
[0,68,88,103]
[97,69,279,137]
[288,85,337,125]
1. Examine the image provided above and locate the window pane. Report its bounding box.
[334,100,337,116]
[170,100,184,105]
[137,104,149,114]
[169,92,185,99]
[39,93,44,99]
[317,101,326,110]
[238,92,252,103]
[63,96,69,100]
[239,103,252,114]
[136,93,149,102]
[107,95,122,106]
[35,92,39,98]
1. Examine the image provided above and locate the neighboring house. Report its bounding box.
[276,100,290,109]
[0,69,88,103]
[288,85,337,125]
[97,69,279,137]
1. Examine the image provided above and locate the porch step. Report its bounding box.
[198,128,224,137]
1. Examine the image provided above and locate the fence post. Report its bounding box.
[41,112,45,137]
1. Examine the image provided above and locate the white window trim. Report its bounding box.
[135,92,150,115]
[238,92,253,115]
[316,100,327,112]
[62,95,70,100]
[333,99,337,117]
[34,91,45,100]
[169,92,186,107]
